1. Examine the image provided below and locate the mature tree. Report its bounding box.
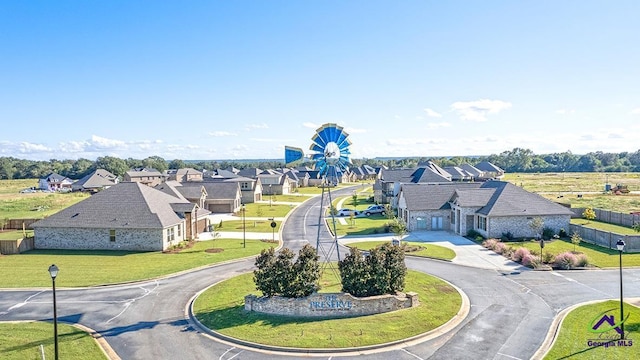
[254,247,278,297]
[286,245,320,298]
[168,159,186,170]
[142,156,168,173]
[69,158,94,179]
[95,156,129,178]
[339,247,369,297]
[253,245,320,298]
[339,242,406,297]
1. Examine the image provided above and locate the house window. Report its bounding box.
[450,211,455,224]
[167,227,175,242]
[177,224,181,238]
[109,229,116,242]
[241,182,250,190]
[477,216,487,231]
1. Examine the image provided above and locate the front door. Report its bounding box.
[416,217,427,230]
[431,216,443,230]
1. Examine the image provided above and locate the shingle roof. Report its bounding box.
[32,182,188,229]
[154,181,188,200]
[475,161,504,173]
[400,183,482,210]
[410,167,452,183]
[459,163,484,177]
[380,168,416,182]
[126,169,163,178]
[181,181,239,200]
[476,181,574,216]
[451,188,496,207]
[238,168,263,178]
[215,169,239,179]
[73,169,117,190]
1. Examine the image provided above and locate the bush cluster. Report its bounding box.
[253,245,320,298]
[339,243,406,297]
[553,252,589,269]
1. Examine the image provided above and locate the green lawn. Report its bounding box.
[0,179,39,195]
[571,219,639,235]
[0,192,89,219]
[268,194,312,203]
[0,322,106,360]
[214,220,281,233]
[0,230,33,240]
[544,300,639,360]
[234,203,293,218]
[506,239,640,268]
[330,214,393,236]
[0,239,273,288]
[345,240,456,261]
[193,270,461,348]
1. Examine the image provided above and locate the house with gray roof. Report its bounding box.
[124,168,165,187]
[39,173,73,192]
[181,181,242,213]
[398,181,572,238]
[31,182,211,251]
[220,176,263,204]
[459,163,485,181]
[443,166,473,182]
[71,169,118,193]
[374,164,452,205]
[475,161,505,180]
[167,168,203,182]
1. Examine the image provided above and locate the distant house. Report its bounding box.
[71,169,118,193]
[459,163,485,181]
[221,176,263,204]
[257,171,294,195]
[167,168,203,182]
[373,164,452,205]
[124,168,165,187]
[180,181,242,213]
[39,173,73,192]
[31,182,210,251]
[397,181,572,238]
[443,166,473,182]
[475,161,505,180]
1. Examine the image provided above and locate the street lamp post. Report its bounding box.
[269,184,272,207]
[242,203,246,248]
[539,238,545,262]
[616,239,625,339]
[48,264,59,360]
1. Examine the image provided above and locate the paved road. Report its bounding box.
[2,185,640,359]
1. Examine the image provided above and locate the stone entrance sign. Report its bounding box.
[244,292,419,318]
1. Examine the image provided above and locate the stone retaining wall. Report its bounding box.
[244,292,419,318]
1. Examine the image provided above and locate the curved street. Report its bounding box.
[1,185,640,359]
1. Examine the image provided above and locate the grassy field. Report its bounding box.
[0,239,273,288]
[330,214,392,236]
[345,240,456,261]
[233,203,293,218]
[544,300,639,360]
[0,179,39,195]
[193,270,461,348]
[571,219,639,235]
[0,322,106,360]
[506,239,640,268]
[503,173,640,213]
[268,194,313,203]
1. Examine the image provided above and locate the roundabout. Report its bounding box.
[189,270,469,353]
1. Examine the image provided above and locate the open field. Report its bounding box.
[0,239,273,288]
[193,270,461,348]
[544,300,639,359]
[504,173,640,213]
[0,322,106,360]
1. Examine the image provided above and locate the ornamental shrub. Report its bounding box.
[494,242,507,254]
[253,245,321,298]
[482,239,499,250]
[553,252,578,270]
[542,227,555,240]
[521,253,540,267]
[542,251,555,264]
[339,242,406,297]
[512,247,531,262]
[575,253,590,267]
[502,246,515,258]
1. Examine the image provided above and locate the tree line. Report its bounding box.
[2,148,640,180]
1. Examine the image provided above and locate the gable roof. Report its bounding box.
[400,183,482,210]
[379,168,416,182]
[475,161,504,173]
[450,188,496,207]
[181,181,240,200]
[238,168,263,178]
[459,163,484,177]
[42,173,72,183]
[215,169,239,179]
[410,167,452,183]
[125,168,164,178]
[32,182,189,229]
[154,181,188,201]
[476,181,573,216]
[72,169,118,189]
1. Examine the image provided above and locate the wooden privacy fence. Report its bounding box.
[0,236,35,254]
[2,218,41,230]
[568,224,640,253]
[570,208,640,227]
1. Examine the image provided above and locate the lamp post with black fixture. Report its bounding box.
[242,203,246,248]
[48,264,59,360]
[616,239,625,339]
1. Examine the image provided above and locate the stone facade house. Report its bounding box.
[222,176,263,204]
[31,182,210,251]
[398,181,573,238]
[71,169,118,193]
[181,181,242,213]
[124,168,165,187]
[373,165,451,206]
[167,168,203,182]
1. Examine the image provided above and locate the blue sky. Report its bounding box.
[2,1,639,161]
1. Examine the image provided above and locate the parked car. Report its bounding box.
[336,208,360,217]
[364,204,386,216]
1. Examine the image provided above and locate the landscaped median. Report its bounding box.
[344,240,456,261]
[192,270,464,349]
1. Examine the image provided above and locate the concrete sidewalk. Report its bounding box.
[341,231,527,272]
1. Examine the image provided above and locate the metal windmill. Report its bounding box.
[285,123,352,274]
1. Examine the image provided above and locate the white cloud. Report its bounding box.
[556,109,576,115]
[245,123,268,130]
[450,99,512,121]
[425,122,451,129]
[303,122,318,129]
[424,108,442,118]
[90,135,127,149]
[345,127,367,134]
[19,142,52,153]
[209,131,237,137]
[630,108,640,115]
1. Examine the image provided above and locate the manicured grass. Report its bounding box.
[0,239,273,288]
[214,219,281,233]
[193,270,461,348]
[346,240,456,261]
[544,300,639,360]
[234,203,292,218]
[330,214,392,236]
[0,230,33,240]
[268,194,312,203]
[571,219,639,235]
[0,321,106,360]
[295,187,324,195]
[506,239,640,268]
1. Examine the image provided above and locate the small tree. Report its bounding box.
[285,245,320,297]
[339,243,406,297]
[384,204,394,219]
[582,207,596,223]
[570,231,582,252]
[528,217,544,239]
[253,245,321,298]
[633,222,640,233]
[339,247,369,297]
[253,247,278,297]
[388,217,408,240]
[351,192,358,207]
